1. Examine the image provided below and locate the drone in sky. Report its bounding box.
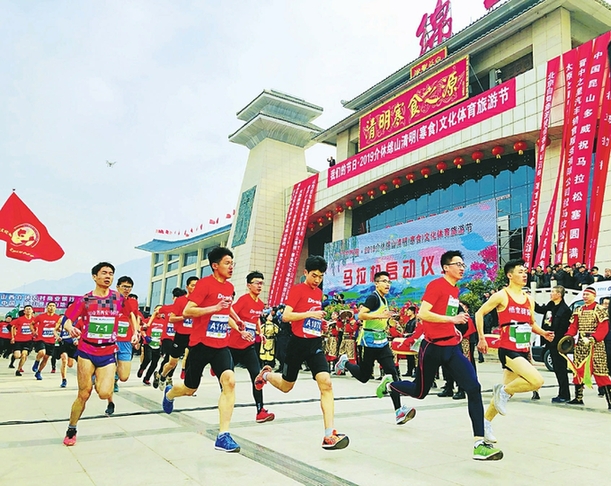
[106,160,117,168]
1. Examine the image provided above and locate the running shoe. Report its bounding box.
[180,369,186,380]
[8,363,15,369]
[153,372,160,389]
[335,354,349,374]
[63,428,77,446]
[61,379,67,388]
[31,361,39,373]
[19,368,24,373]
[493,384,509,416]
[105,402,115,417]
[162,385,174,414]
[15,370,22,376]
[255,408,275,423]
[484,420,497,443]
[166,376,173,387]
[51,368,56,373]
[137,368,144,378]
[473,441,503,461]
[35,371,42,380]
[376,375,393,398]
[322,431,350,450]
[143,379,151,386]
[254,365,272,391]
[214,432,240,452]
[210,367,215,377]
[395,405,416,425]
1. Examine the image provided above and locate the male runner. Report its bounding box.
[153,292,182,388]
[55,313,78,388]
[62,262,138,446]
[228,271,274,423]
[138,305,168,385]
[563,286,611,407]
[10,305,35,376]
[162,247,251,452]
[0,315,12,359]
[475,259,553,442]
[105,277,139,415]
[254,255,349,450]
[336,271,415,425]
[158,277,198,388]
[377,250,503,460]
[31,302,61,379]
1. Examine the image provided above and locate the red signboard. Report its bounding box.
[359,56,468,150]
[329,77,516,187]
[267,174,319,307]
[410,47,448,78]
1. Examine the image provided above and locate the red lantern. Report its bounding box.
[471,150,484,163]
[453,156,464,169]
[325,210,333,221]
[356,194,364,204]
[335,205,344,213]
[492,145,504,158]
[392,177,401,188]
[513,141,527,155]
[345,200,354,210]
[420,167,431,178]
[317,217,324,226]
[537,136,552,147]
[367,189,376,199]
[406,173,415,184]
[436,161,447,174]
[308,222,315,231]
[379,183,388,194]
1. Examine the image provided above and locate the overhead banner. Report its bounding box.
[328,77,516,187]
[359,56,469,151]
[267,174,319,307]
[323,201,498,306]
[0,292,79,310]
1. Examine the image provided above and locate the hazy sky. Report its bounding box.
[0,0,493,290]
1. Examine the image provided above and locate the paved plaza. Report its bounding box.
[1,357,610,486]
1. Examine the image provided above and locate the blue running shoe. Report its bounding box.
[32,361,39,373]
[61,379,67,388]
[214,432,240,452]
[35,371,42,380]
[162,385,174,414]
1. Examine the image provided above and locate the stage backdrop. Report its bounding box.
[323,200,498,307]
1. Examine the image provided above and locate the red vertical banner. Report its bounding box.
[565,36,607,264]
[524,56,560,268]
[554,41,593,264]
[268,174,319,306]
[585,36,611,267]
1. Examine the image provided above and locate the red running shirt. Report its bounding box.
[188,276,234,348]
[11,316,35,342]
[171,296,193,335]
[33,313,60,344]
[420,277,462,346]
[158,305,175,340]
[228,294,264,350]
[116,298,138,343]
[285,283,323,339]
[497,289,533,352]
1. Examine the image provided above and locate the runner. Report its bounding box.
[31,302,61,380]
[228,271,274,423]
[153,295,182,389]
[376,250,503,460]
[158,277,199,389]
[61,262,137,446]
[475,259,553,442]
[161,247,251,452]
[55,312,79,388]
[0,315,12,359]
[336,271,415,425]
[254,255,350,450]
[10,305,35,376]
[138,305,168,385]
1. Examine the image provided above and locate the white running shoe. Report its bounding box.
[493,384,509,416]
[484,419,497,443]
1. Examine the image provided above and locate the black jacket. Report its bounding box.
[535,299,571,345]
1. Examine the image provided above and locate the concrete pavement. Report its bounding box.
[1,356,610,485]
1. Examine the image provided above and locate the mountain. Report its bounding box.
[7,257,151,298]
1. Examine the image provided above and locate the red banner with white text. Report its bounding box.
[268,174,319,307]
[524,56,560,268]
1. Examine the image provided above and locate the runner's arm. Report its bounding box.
[281,305,324,322]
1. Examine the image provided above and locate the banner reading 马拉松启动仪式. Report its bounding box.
[322,201,498,307]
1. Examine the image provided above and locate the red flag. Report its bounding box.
[215,217,219,224]
[225,213,231,219]
[0,192,64,262]
[209,219,216,224]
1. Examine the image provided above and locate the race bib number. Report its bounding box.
[446,296,460,316]
[183,318,193,328]
[244,321,257,340]
[117,320,129,338]
[22,325,32,335]
[509,323,532,349]
[42,328,54,338]
[167,323,175,337]
[303,317,322,337]
[206,315,229,339]
[86,316,115,340]
[150,328,163,348]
